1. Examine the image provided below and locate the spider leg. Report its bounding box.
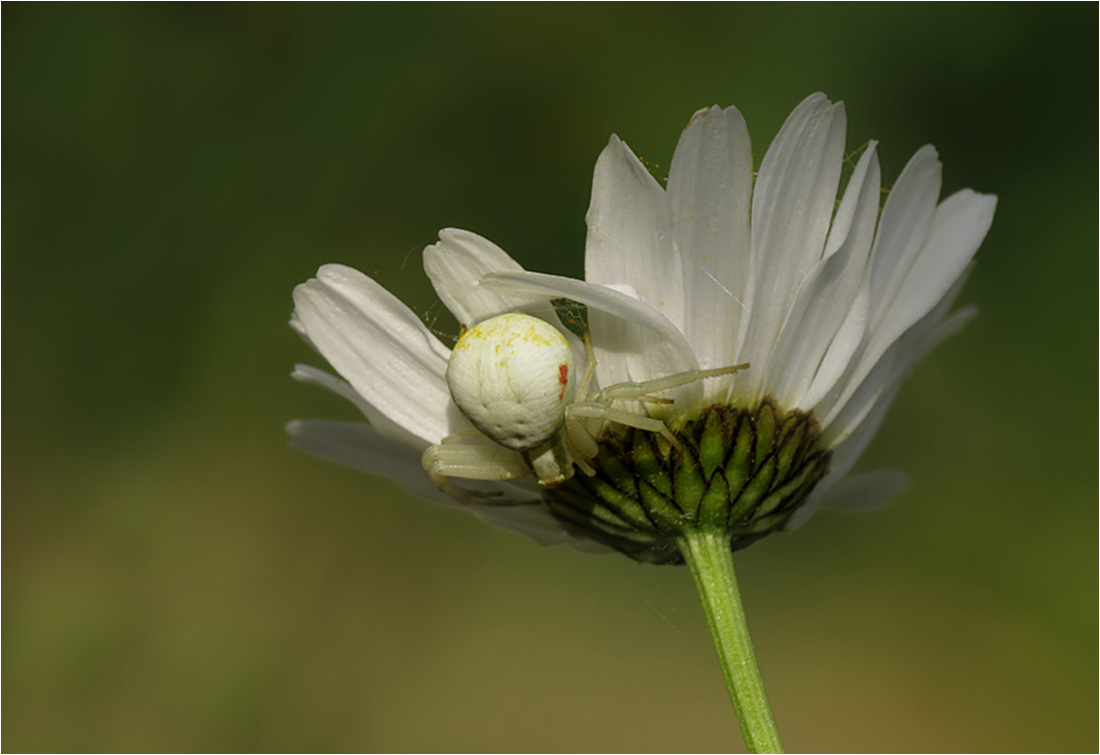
[567,402,683,452]
[441,426,484,444]
[421,443,530,505]
[577,325,598,399]
[597,362,750,402]
[564,410,600,461]
[573,454,596,477]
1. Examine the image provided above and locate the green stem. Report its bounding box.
[679,528,784,753]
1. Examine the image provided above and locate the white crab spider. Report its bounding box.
[421,312,748,504]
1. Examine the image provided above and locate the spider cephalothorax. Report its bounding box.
[422,312,747,503]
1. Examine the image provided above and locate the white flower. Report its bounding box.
[288,93,996,553]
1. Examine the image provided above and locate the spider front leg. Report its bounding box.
[566,402,683,451]
[421,439,531,505]
[566,360,752,454]
[577,321,748,406]
[577,326,599,399]
[596,362,750,403]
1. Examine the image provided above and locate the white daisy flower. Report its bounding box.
[288,93,996,563]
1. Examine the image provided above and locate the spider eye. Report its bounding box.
[446,313,575,452]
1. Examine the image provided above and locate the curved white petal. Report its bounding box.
[820,469,910,511]
[828,191,995,420]
[765,144,881,408]
[811,270,977,539]
[292,364,428,451]
[289,417,540,501]
[289,420,581,548]
[874,189,996,353]
[667,105,754,374]
[787,377,907,533]
[582,284,642,390]
[289,311,316,350]
[804,282,869,411]
[738,93,848,400]
[824,278,977,446]
[781,499,817,530]
[423,228,586,367]
[288,419,457,505]
[423,228,540,326]
[783,468,909,530]
[822,142,880,261]
[472,505,599,550]
[481,271,701,389]
[293,264,459,445]
[867,144,942,329]
[585,135,684,329]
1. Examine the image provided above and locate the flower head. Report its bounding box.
[289,93,995,561]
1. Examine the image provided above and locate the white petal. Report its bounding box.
[824,288,977,447]
[288,419,456,506]
[822,142,880,262]
[830,191,995,419]
[822,176,994,427]
[819,469,910,511]
[875,189,996,351]
[781,499,817,530]
[423,228,541,326]
[289,418,549,506]
[667,105,754,373]
[293,264,459,445]
[423,228,586,367]
[584,288,639,390]
[783,468,908,530]
[585,135,684,329]
[765,144,881,408]
[291,364,428,451]
[472,505,576,549]
[289,419,592,549]
[737,93,848,400]
[481,271,700,387]
[787,383,907,533]
[803,281,869,410]
[289,311,313,346]
[816,269,976,512]
[867,145,942,330]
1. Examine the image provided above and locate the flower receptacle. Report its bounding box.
[544,400,831,564]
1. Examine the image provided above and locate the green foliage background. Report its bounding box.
[5,4,1096,751]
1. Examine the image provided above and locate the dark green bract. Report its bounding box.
[544,401,831,564]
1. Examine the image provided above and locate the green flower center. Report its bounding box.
[544,400,832,564]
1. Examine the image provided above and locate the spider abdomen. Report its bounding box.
[446,313,576,452]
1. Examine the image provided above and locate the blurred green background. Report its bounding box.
[4,4,1096,752]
